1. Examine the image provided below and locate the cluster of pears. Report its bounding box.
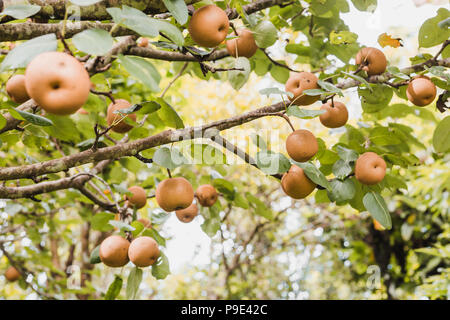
[355,47,437,106]
[280,47,401,200]
[98,185,160,268]
[188,4,258,58]
[99,234,160,268]
[5,51,137,134]
[155,176,218,223]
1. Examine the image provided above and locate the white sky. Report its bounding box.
[163,0,450,274]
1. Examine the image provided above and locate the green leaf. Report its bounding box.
[327,179,355,203]
[142,228,166,247]
[89,245,101,264]
[250,133,268,150]
[332,159,352,179]
[201,205,221,237]
[363,192,392,230]
[433,115,450,153]
[1,34,57,71]
[286,106,326,119]
[14,109,53,126]
[1,4,41,19]
[329,31,358,45]
[336,145,359,162]
[153,147,188,170]
[91,212,115,232]
[130,221,145,237]
[295,162,331,190]
[162,0,188,25]
[387,66,410,80]
[72,29,114,56]
[119,55,161,92]
[228,57,251,90]
[70,0,102,5]
[107,6,184,46]
[259,87,293,98]
[341,71,372,91]
[154,97,184,129]
[246,192,274,220]
[105,275,123,300]
[253,21,278,48]
[418,8,450,48]
[351,0,377,12]
[108,220,135,232]
[151,251,170,280]
[213,179,235,200]
[189,143,227,165]
[234,192,249,209]
[255,150,291,175]
[358,84,393,113]
[302,89,327,96]
[126,267,143,300]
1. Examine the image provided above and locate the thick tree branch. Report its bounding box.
[0,102,285,182]
[128,46,229,62]
[0,22,133,42]
[1,0,202,22]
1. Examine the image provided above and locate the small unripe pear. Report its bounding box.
[6,74,30,104]
[5,266,21,282]
[137,218,151,229]
[106,99,136,134]
[126,186,147,209]
[196,184,218,207]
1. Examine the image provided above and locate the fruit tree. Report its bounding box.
[0,0,449,300]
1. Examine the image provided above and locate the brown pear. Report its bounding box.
[106,99,136,134]
[319,101,349,128]
[137,37,149,48]
[25,51,91,115]
[137,218,151,229]
[355,47,387,76]
[6,74,30,104]
[285,72,320,106]
[188,5,230,48]
[406,76,437,107]
[128,236,160,267]
[99,235,130,268]
[355,152,386,185]
[226,29,258,58]
[126,186,147,209]
[5,266,21,282]
[176,202,199,223]
[156,177,194,212]
[281,165,316,199]
[286,129,318,162]
[196,184,218,207]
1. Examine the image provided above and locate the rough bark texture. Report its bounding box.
[3,0,202,21]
